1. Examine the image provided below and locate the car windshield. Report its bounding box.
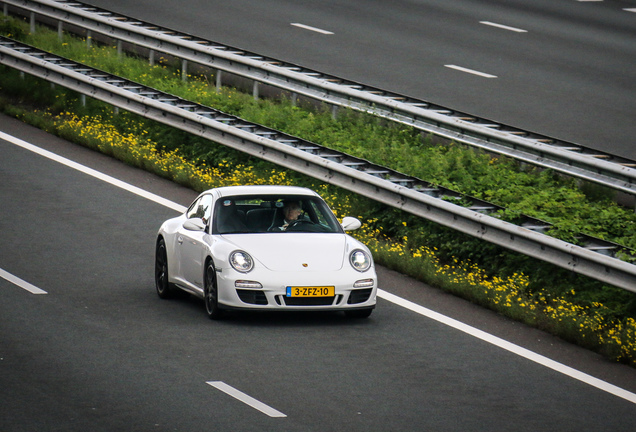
[212,194,343,234]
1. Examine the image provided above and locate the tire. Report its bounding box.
[344,308,373,319]
[155,238,177,299]
[204,260,224,320]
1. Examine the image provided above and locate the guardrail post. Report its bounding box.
[215,70,222,92]
[3,3,8,16]
[29,12,35,33]
[181,59,187,81]
[253,81,259,100]
[80,94,86,106]
[86,30,91,48]
[57,21,63,42]
[117,40,122,58]
[332,104,338,120]
[291,93,298,107]
[149,49,155,66]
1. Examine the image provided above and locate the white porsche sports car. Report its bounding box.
[155,185,377,319]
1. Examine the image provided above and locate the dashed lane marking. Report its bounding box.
[0,267,47,294]
[207,381,287,417]
[479,21,528,33]
[444,64,498,78]
[291,23,334,35]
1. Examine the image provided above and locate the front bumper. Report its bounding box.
[215,267,377,311]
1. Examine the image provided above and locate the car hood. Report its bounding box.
[221,234,348,272]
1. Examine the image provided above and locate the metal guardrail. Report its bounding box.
[2,0,636,197]
[1,36,636,291]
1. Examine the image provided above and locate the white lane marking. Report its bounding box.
[0,267,47,294]
[0,131,187,214]
[378,289,636,405]
[479,21,527,33]
[444,64,498,78]
[291,23,334,35]
[5,131,636,405]
[206,381,287,417]
[624,8,636,13]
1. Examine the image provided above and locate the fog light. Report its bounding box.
[235,280,263,288]
[353,279,374,288]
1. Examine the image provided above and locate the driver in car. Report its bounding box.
[279,201,303,231]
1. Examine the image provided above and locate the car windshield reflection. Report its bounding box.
[212,195,343,234]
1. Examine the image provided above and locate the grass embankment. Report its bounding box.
[1,17,635,365]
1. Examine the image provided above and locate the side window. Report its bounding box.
[307,200,327,225]
[186,194,212,223]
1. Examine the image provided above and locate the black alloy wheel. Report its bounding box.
[204,260,224,320]
[155,238,175,299]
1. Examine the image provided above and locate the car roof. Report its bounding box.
[210,185,319,198]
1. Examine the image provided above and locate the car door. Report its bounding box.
[177,194,212,290]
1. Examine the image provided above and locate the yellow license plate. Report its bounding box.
[286,286,335,297]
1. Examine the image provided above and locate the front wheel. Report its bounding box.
[155,238,177,299]
[204,261,224,320]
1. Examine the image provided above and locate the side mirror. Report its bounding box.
[183,218,206,232]
[341,216,362,231]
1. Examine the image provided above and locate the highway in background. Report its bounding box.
[2,114,636,430]
[84,0,636,159]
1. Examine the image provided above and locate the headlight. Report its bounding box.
[350,249,371,272]
[230,251,254,273]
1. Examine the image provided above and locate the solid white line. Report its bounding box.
[378,289,636,405]
[291,23,334,35]
[0,267,47,294]
[479,21,527,33]
[444,64,497,78]
[624,8,636,13]
[0,131,187,213]
[206,381,287,417]
[5,132,636,406]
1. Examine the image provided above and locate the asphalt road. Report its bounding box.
[82,0,636,159]
[2,115,636,431]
